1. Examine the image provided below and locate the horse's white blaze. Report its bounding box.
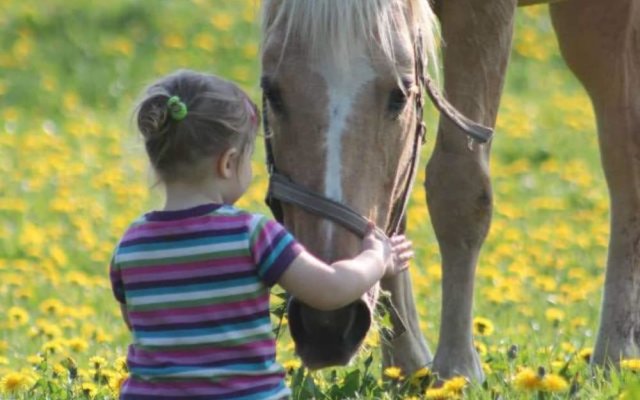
[315,47,375,251]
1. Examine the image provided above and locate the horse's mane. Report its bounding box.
[261,0,438,74]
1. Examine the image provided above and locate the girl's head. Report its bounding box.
[135,69,259,185]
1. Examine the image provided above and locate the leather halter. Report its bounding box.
[262,34,493,239]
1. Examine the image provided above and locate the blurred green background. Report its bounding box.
[2,1,635,399]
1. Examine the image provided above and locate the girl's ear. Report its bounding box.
[217,147,239,179]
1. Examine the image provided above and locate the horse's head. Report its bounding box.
[260,0,437,369]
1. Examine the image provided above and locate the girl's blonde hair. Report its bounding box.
[135,69,259,183]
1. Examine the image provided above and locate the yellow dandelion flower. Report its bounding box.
[412,367,431,379]
[211,13,233,31]
[67,337,89,353]
[541,374,569,392]
[514,367,542,390]
[41,339,65,355]
[14,288,33,300]
[578,348,592,363]
[364,330,379,347]
[52,363,68,378]
[95,330,113,344]
[473,317,495,336]
[41,322,62,339]
[482,362,492,375]
[560,341,575,353]
[115,356,128,372]
[384,366,404,380]
[99,368,116,383]
[474,341,488,356]
[443,376,468,393]
[194,33,215,52]
[109,372,128,394]
[1,371,30,393]
[621,359,640,372]
[570,317,588,329]
[162,33,184,49]
[243,43,258,58]
[26,354,43,366]
[545,307,565,324]
[89,356,108,369]
[8,306,29,327]
[39,298,65,316]
[551,360,565,371]
[81,381,98,397]
[425,387,456,399]
[282,359,301,373]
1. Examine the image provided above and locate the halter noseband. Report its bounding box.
[262,33,493,239]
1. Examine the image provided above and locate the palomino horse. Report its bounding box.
[260,0,640,381]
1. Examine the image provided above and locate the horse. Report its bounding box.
[259,0,640,381]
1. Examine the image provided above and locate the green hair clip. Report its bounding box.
[167,95,188,121]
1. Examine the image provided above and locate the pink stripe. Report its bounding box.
[121,258,254,282]
[129,297,268,326]
[252,222,280,257]
[124,216,249,240]
[124,374,283,396]
[129,340,275,364]
[128,297,268,320]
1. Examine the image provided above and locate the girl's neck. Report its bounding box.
[162,180,224,211]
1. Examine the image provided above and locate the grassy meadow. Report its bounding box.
[1,0,639,398]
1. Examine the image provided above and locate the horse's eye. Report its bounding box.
[261,77,286,116]
[387,87,408,118]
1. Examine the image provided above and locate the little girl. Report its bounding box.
[110,69,413,400]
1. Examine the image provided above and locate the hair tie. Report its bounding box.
[167,96,188,121]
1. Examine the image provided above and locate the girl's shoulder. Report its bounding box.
[217,204,265,220]
[220,206,287,238]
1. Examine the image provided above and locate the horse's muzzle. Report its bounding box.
[287,288,378,369]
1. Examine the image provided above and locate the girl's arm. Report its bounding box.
[277,229,413,311]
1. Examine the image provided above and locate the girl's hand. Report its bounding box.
[384,234,413,277]
[361,222,392,265]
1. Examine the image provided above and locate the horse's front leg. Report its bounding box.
[426,0,517,381]
[551,0,640,367]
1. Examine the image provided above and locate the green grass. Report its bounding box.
[1,1,638,399]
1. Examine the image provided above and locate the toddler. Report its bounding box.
[110,69,413,400]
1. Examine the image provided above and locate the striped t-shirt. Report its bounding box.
[109,203,303,400]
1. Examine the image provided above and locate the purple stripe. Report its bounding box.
[128,296,269,322]
[125,216,250,240]
[121,258,254,282]
[124,374,284,396]
[134,309,269,332]
[145,203,222,221]
[129,340,275,364]
[252,221,283,258]
[121,227,247,247]
[125,269,255,291]
[129,354,273,370]
[262,242,303,286]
